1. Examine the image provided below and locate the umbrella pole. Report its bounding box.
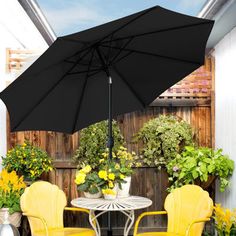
[96,46,113,236]
[108,76,114,160]
[108,75,113,236]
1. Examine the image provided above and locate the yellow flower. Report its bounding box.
[98,170,107,180]
[82,165,91,174]
[99,159,105,163]
[115,164,120,170]
[135,162,142,167]
[120,174,125,179]
[75,172,86,185]
[108,173,115,180]
[102,153,108,158]
[102,189,116,195]
[108,181,114,188]
[119,146,127,151]
[0,169,26,195]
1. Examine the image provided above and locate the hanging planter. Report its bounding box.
[195,175,216,190]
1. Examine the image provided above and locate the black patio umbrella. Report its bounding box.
[0,5,213,236]
[0,6,213,149]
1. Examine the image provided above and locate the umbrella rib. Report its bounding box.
[98,7,156,44]
[100,45,201,65]
[112,66,146,108]
[112,51,133,64]
[62,6,156,60]
[101,21,212,44]
[110,37,134,64]
[72,49,95,133]
[11,48,93,131]
[68,68,102,75]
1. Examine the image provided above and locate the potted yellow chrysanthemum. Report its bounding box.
[0,169,26,227]
[75,165,104,198]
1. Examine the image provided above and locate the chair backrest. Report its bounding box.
[165,185,213,236]
[20,181,67,233]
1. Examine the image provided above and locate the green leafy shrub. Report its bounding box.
[2,141,53,181]
[73,120,125,170]
[135,115,195,167]
[166,146,234,192]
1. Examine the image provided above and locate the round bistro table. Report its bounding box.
[71,196,152,236]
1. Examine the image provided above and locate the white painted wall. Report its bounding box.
[214,26,236,208]
[0,0,48,168]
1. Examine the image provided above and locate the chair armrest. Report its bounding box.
[133,211,167,236]
[64,207,96,227]
[185,218,211,236]
[23,213,49,236]
[64,207,90,215]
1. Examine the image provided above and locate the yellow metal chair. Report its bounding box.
[20,181,95,236]
[133,185,213,236]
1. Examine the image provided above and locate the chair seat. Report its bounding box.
[136,233,184,236]
[33,227,95,236]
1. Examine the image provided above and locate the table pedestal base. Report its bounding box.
[89,210,135,236]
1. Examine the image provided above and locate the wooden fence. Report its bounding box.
[5,52,214,235]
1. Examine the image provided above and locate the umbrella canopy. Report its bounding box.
[0,6,213,134]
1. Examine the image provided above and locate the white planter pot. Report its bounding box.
[117,176,131,198]
[83,191,102,199]
[102,184,118,200]
[103,194,117,200]
[0,208,22,228]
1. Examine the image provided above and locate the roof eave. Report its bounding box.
[18,0,57,46]
[198,0,236,50]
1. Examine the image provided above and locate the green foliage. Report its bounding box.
[77,172,105,194]
[166,146,234,192]
[73,120,125,169]
[135,115,194,167]
[100,146,141,177]
[2,140,53,181]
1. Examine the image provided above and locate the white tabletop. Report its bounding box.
[71,196,152,211]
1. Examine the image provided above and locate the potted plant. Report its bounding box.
[0,169,26,228]
[166,146,234,192]
[75,165,104,198]
[100,146,141,198]
[135,115,195,168]
[102,188,117,200]
[2,141,53,184]
[213,204,236,236]
[73,120,124,169]
[98,168,119,199]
